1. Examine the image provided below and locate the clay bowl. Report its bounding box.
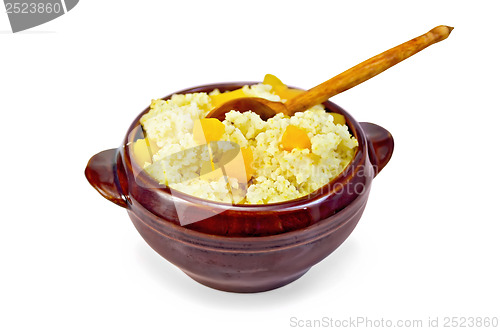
[85,82,394,293]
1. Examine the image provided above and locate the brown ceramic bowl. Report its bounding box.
[85,82,394,293]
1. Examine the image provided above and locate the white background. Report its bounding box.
[1,1,499,330]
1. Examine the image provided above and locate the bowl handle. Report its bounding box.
[360,122,394,177]
[85,148,128,208]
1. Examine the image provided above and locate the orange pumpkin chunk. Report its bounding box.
[133,137,159,166]
[223,147,254,183]
[241,147,254,181]
[263,73,287,90]
[276,88,303,100]
[332,113,346,125]
[263,73,303,100]
[193,118,225,144]
[210,89,247,108]
[281,125,311,151]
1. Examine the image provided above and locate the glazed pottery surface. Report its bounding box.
[85,82,394,292]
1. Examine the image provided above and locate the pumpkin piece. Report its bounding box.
[332,113,346,125]
[193,118,225,144]
[281,125,311,151]
[133,138,159,166]
[210,89,247,108]
[241,147,254,181]
[223,147,254,183]
[263,73,287,91]
[263,73,303,101]
[275,87,303,101]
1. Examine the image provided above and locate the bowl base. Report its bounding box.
[182,268,311,293]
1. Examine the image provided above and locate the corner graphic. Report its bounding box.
[4,0,79,33]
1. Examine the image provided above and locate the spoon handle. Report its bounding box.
[284,25,453,115]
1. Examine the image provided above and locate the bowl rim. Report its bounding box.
[121,81,369,213]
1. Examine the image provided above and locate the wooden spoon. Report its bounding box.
[207,25,453,121]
